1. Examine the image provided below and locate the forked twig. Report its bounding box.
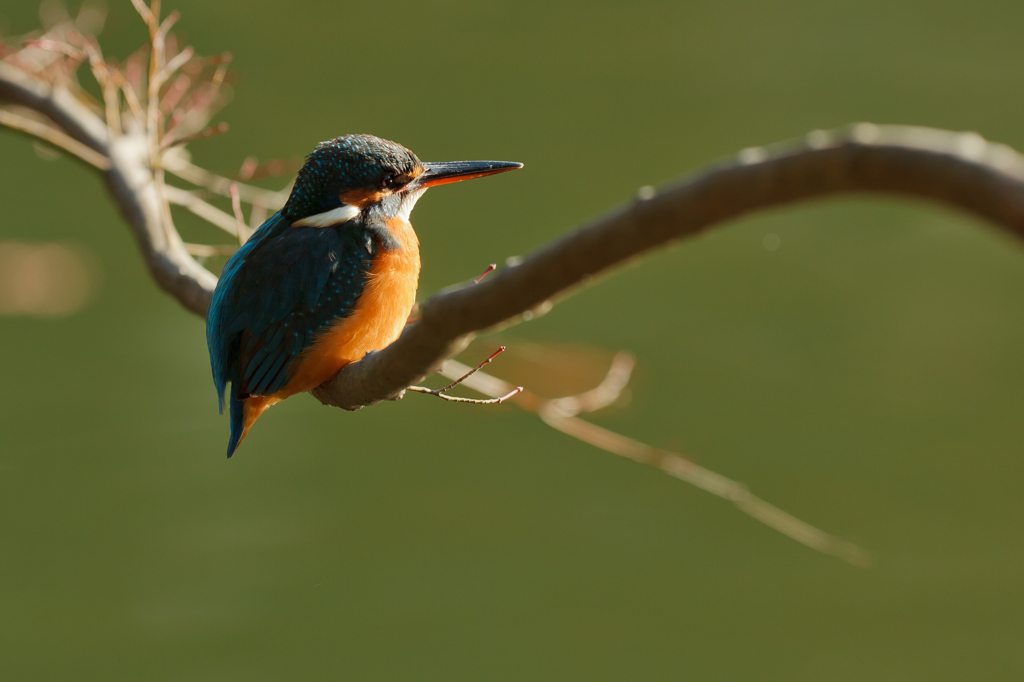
[438,352,873,568]
[408,346,523,404]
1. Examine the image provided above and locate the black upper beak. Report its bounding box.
[416,160,523,188]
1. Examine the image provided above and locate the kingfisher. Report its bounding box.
[207,134,521,457]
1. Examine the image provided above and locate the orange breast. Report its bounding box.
[282,218,421,396]
[235,219,419,449]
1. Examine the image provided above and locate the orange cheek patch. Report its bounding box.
[340,188,386,208]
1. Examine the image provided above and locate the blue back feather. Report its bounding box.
[206,210,376,455]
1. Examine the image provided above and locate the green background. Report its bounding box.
[2,0,1024,679]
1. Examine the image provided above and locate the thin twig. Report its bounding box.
[405,386,523,404]
[184,242,237,257]
[156,44,192,85]
[229,182,247,245]
[155,11,180,45]
[474,263,497,284]
[109,68,145,125]
[408,346,523,404]
[438,346,508,393]
[78,39,121,136]
[546,352,636,416]
[129,0,155,27]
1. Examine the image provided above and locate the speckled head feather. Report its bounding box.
[282,135,422,220]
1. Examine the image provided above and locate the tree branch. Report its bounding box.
[1,13,223,317]
[0,60,107,152]
[313,124,1024,410]
[105,133,218,316]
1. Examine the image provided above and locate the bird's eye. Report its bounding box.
[379,174,397,190]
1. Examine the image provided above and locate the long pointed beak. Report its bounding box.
[417,160,523,188]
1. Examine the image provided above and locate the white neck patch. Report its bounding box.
[292,204,360,228]
[396,188,427,223]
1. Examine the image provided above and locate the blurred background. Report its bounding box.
[2,0,1024,679]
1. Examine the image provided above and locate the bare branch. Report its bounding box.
[105,133,217,316]
[313,125,1024,411]
[184,242,237,258]
[440,354,872,567]
[0,58,217,316]
[545,351,636,417]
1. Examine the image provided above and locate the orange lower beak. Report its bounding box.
[418,160,523,188]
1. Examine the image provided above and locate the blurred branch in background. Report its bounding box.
[6,1,1024,565]
[439,353,872,567]
[0,241,98,316]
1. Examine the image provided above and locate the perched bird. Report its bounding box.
[207,134,521,457]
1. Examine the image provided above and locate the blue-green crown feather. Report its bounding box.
[282,134,421,220]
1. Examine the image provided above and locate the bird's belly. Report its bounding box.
[278,241,420,397]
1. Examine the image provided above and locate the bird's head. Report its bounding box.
[282,134,521,231]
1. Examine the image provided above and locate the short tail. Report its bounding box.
[227,389,246,458]
[226,390,277,458]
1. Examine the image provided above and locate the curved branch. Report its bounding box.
[313,124,1024,409]
[0,61,107,152]
[0,61,217,316]
[105,134,217,316]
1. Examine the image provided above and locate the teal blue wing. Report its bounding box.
[207,212,375,455]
